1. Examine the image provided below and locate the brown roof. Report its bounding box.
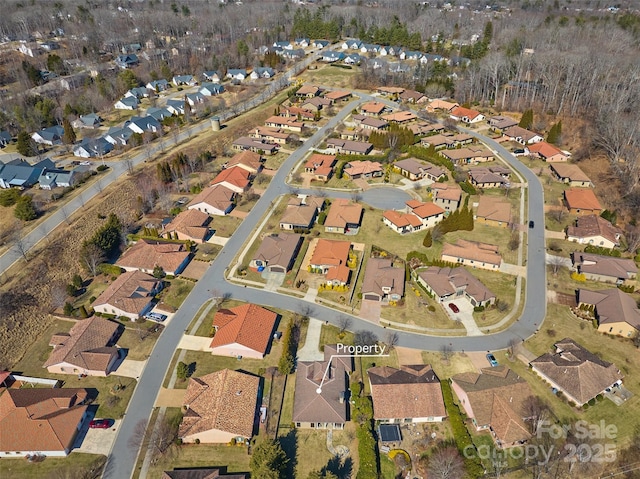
[324,90,351,100]
[428,99,459,111]
[451,106,482,121]
[578,288,640,330]
[343,160,382,177]
[564,188,602,211]
[296,84,321,96]
[408,201,445,219]
[280,204,316,228]
[530,338,623,405]
[116,239,190,274]
[44,316,119,371]
[253,233,302,271]
[476,196,512,224]
[325,199,363,229]
[265,116,303,129]
[550,163,590,183]
[232,137,278,153]
[503,125,542,143]
[293,346,352,424]
[468,168,506,185]
[360,117,388,129]
[164,209,210,242]
[418,266,495,303]
[210,304,278,355]
[399,89,426,102]
[489,116,518,129]
[92,270,160,317]
[567,215,621,246]
[394,158,445,178]
[368,365,445,420]
[442,239,502,266]
[227,149,264,171]
[180,369,259,439]
[572,252,636,279]
[163,468,247,479]
[360,101,387,114]
[310,239,351,267]
[528,141,564,159]
[210,166,251,190]
[381,111,418,123]
[0,388,88,453]
[452,366,533,445]
[441,146,493,161]
[361,258,405,298]
[301,97,332,109]
[327,139,373,154]
[383,210,423,228]
[188,185,236,213]
[431,183,462,202]
[378,86,405,94]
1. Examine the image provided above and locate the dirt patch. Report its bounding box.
[395,346,423,364]
[230,209,249,219]
[555,292,577,307]
[181,260,210,281]
[155,388,187,407]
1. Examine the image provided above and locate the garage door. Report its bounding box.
[270,266,285,273]
[364,294,379,301]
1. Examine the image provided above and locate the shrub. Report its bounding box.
[588,398,596,406]
[474,305,485,312]
[570,271,586,282]
[176,361,189,380]
[317,211,327,225]
[63,302,74,316]
[97,164,109,172]
[98,264,124,276]
[584,245,621,257]
[0,189,21,207]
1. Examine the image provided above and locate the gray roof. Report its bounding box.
[361,258,405,298]
[253,233,302,270]
[116,96,139,108]
[418,266,495,303]
[0,158,54,188]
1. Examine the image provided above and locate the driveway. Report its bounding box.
[113,359,146,379]
[443,298,483,336]
[297,318,324,361]
[262,270,285,291]
[75,419,121,455]
[360,299,381,322]
[177,335,212,351]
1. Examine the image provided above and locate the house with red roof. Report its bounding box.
[406,200,445,228]
[209,304,278,359]
[450,106,484,124]
[210,166,252,193]
[304,153,336,182]
[309,239,352,287]
[564,188,603,216]
[528,141,569,162]
[383,210,424,234]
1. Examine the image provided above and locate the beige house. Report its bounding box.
[179,369,259,443]
[92,270,163,321]
[265,115,303,132]
[225,150,264,174]
[250,233,302,273]
[116,239,191,276]
[564,189,603,216]
[417,266,496,308]
[382,210,424,234]
[44,316,120,376]
[528,141,568,162]
[250,126,290,146]
[441,146,494,165]
[578,289,640,338]
[566,215,622,249]
[162,209,211,243]
[406,200,445,228]
[475,197,512,228]
[503,125,543,145]
[550,163,592,187]
[187,185,236,216]
[431,183,462,211]
[441,239,502,270]
[393,158,445,181]
[279,202,318,231]
[324,199,363,234]
[571,252,637,284]
[361,257,405,302]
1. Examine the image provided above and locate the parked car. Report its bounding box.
[145,312,167,322]
[486,353,499,367]
[448,303,459,313]
[529,220,535,228]
[89,419,112,429]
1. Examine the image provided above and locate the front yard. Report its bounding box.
[0,453,106,479]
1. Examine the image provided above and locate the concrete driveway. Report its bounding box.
[262,270,285,291]
[297,318,324,361]
[443,298,483,336]
[75,419,121,455]
[113,359,146,379]
[177,334,212,351]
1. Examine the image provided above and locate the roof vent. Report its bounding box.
[235,390,242,396]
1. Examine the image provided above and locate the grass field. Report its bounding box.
[0,453,106,479]
[211,215,243,238]
[299,63,361,89]
[159,278,194,310]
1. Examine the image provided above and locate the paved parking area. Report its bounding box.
[262,270,285,291]
[75,420,121,455]
[178,334,212,351]
[360,299,381,323]
[298,318,324,361]
[443,298,483,336]
[113,359,146,379]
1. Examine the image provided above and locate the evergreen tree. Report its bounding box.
[84,213,123,257]
[62,118,76,145]
[14,195,37,221]
[547,120,562,145]
[519,109,534,129]
[16,131,37,156]
[423,230,432,248]
[250,439,288,479]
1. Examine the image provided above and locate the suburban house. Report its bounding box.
[313,39,331,48]
[92,270,163,321]
[265,116,303,132]
[343,53,362,65]
[431,183,462,211]
[342,38,363,49]
[250,233,302,273]
[162,209,211,243]
[44,316,121,375]
[358,117,389,131]
[393,158,445,181]
[488,115,518,132]
[185,92,205,107]
[114,96,139,110]
[409,122,445,136]
[146,79,169,91]
[104,127,134,146]
[210,166,252,193]
[324,90,352,102]
[165,99,186,115]
[0,130,12,147]
[304,153,336,181]
[421,133,473,150]
[426,99,459,112]
[162,468,246,479]
[232,137,278,155]
[250,67,275,79]
[296,84,321,98]
[451,366,534,448]
[199,83,225,96]
[571,252,637,284]
[361,258,405,302]
[503,126,544,145]
[578,289,640,338]
[381,111,418,124]
[0,158,55,189]
[188,185,236,216]
[564,188,603,216]
[550,163,592,187]
[368,365,446,423]
[226,150,264,175]
[360,101,389,116]
[441,239,502,270]
[450,106,484,124]
[322,50,345,62]
[293,346,353,430]
[73,138,113,158]
[116,239,191,276]
[172,75,197,86]
[383,210,424,234]
[279,200,318,231]
[203,70,223,82]
[209,304,278,359]
[32,125,64,146]
[326,139,373,155]
[468,167,508,188]
[475,196,512,228]
[528,141,569,162]
[324,199,363,234]
[115,54,139,68]
[441,146,494,165]
[406,200,446,228]
[125,115,161,134]
[73,113,102,129]
[566,215,622,249]
[38,168,77,189]
[417,266,496,307]
[225,69,247,81]
[279,105,315,120]
[250,126,290,146]
[342,160,382,179]
[309,239,352,286]
[0,388,90,457]
[301,97,332,112]
[530,339,623,406]
[125,87,150,99]
[399,89,428,103]
[179,369,259,443]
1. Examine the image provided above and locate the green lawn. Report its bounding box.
[159,278,194,310]
[71,276,111,311]
[0,453,106,479]
[319,324,355,348]
[211,215,243,238]
[263,152,291,170]
[470,268,518,326]
[299,63,360,88]
[116,326,162,361]
[547,266,627,296]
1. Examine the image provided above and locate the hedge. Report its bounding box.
[404,145,455,172]
[351,381,380,479]
[584,244,621,257]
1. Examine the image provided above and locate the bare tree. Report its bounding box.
[431,226,444,243]
[354,330,378,347]
[338,315,352,334]
[426,446,465,479]
[440,344,453,362]
[383,331,399,351]
[124,157,134,175]
[12,234,29,263]
[548,254,566,276]
[350,191,362,203]
[624,225,640,253]
[81,243,106,277]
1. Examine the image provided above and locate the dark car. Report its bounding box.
[448,303,460,313]
[89,419,112,429]
[529,220,535,229]
[486,353,499,367]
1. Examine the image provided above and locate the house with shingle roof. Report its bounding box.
[342,160,381,179]
[296,84,321,98]
[199,83,225,96]
[382,210,424,234]
[564,188,602,216]
[381,111,418,124]
[358,117,389,131]
[488,115,518,132]
[450,106,484,124]
[92,270,163,321]
[361,258,405,302]
[566,215,622,249]
[210,304,278,359]
[210,166,252,193]
[530,339,623,406]
[172,75,197,86]
[188,185,236,216]
[426,99,459,112]
[0,388,90,457]
[441,146,494,165]
[250,127,290,146]
[324,199,363,234]
[44,316,121,375]
[451,366,534,448]
[32,125,64,146]
[293,345,352,429]
[503,126,543,145]
[162,209,211,243]
[279,202,318,231]
[417,266,496,307]
[301,96,332,112]
[225,150,264,174]
[0,158,55,189]
[179,369,260,443]
[114,96,139,110]
[250,233,302,273]
[73,137,113,159]
[468,167,508,189]
[578,288,640,338]
[324,90,352,102]
[406,200,445,228]
[441,239,502,270]
[327,139,374,156]
[73,113,102,129]
[309,239,352,286]
[232,137,278,155]
[393,158,445,181]
[265,116,303,132]
[528,141,568,162]
[304,153,336,182]
[360,101,388,116]
[475,196,512,228]
[162,468,246,479]
[368,365,445,422]
[399,89,427,104]
[431,183,462,211]
[116,239,191,276]
[550,163,592,187]
[571,252,637,284]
